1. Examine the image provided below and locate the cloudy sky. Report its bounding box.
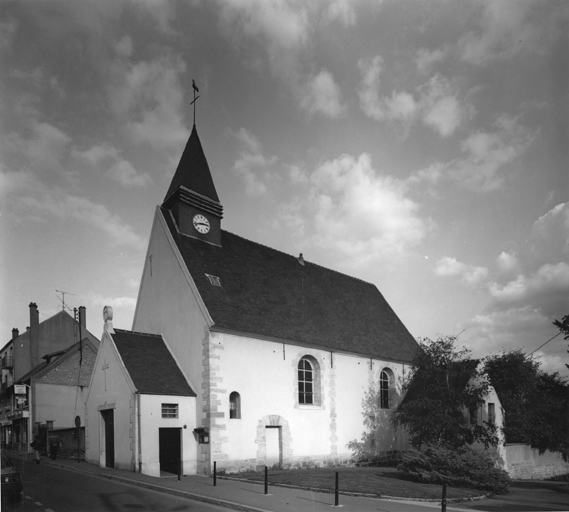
[1,0,567,375]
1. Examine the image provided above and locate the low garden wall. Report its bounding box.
[504,444,569,480]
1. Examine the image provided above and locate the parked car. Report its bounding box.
[1,452,23,505]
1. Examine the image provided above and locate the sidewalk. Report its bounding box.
[6,451,475,512]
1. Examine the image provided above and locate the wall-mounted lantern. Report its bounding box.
[194,427,209,444]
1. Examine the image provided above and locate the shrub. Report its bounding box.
[397,446,510,495]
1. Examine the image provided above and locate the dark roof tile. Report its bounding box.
[162,208,419,362]
[112,329,195,396]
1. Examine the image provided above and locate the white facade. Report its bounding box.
[133,208,410,474]
[85,321,197,477]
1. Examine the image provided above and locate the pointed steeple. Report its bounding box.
[164,126,219,203]
[162,126,223,245]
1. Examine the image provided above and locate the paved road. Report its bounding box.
[4,458,230,512]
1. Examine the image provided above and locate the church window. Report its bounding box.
[380,371,390,409]
[205,274,221,286]
[298,358,314,404]
[488,403,495,425]
[229,392,241,419]
[162,403,178,418]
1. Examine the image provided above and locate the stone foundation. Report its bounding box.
[504,445,569,480]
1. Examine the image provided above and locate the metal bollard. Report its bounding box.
[264,466,268,495]
[334,471,339,506]
[213,461,217,486]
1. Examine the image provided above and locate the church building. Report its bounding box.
[129,123,420,475]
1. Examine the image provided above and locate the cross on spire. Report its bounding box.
[190,79,200,127]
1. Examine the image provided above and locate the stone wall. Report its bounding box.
[504,444,569,480]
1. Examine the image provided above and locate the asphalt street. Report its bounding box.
[4,458,230,512]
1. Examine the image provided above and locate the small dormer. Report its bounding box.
[162,126,223,246]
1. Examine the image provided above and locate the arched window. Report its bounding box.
[229,391,241,419]
[298,358,314,404]
[380,370,390,409]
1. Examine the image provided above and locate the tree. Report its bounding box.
[391,336,499,450]
[483,350,569,459]
[552,314,569,370]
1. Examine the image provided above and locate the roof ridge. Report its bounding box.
[221,229,376,287]
[113,328,162,338]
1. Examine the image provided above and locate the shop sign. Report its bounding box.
[14,385,27,395]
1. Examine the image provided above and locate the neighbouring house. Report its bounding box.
[0,303,98,453]
[85,307,197,476]
[124,124,420,475]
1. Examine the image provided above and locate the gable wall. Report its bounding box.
[85,333,136,472]
[133,211,207,419]
[14,313,77,381]
[208,331,409,473]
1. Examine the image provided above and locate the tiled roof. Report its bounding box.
[112,329,195,396]
[162,208,419,363]
[163,126,220,203]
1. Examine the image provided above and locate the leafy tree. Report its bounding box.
[484,350,569,459]
[391,336,499,450]
[552,314,569,370]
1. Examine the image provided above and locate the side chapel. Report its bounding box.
[123,121,420,476]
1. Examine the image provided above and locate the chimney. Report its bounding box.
[12,328,19,340]
[78,306,86,328]
[29,302,39,368]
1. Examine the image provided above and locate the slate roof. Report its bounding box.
[112,329,195,396]
[162,208,419,363]
[163,126,220,203]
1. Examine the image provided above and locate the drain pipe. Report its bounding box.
[136,391,142,473]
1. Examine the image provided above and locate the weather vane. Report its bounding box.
[190,79,200,127]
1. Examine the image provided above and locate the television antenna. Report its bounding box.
[55,289,75,312]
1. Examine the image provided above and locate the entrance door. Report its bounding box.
[159,428,181,475]
[265,426,281,468]
[101,409,115,468]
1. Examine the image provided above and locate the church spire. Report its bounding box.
[162,125,223,246]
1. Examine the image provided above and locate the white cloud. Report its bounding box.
[458,0,538,66]
[357,58,466,137]
[434,256,489,286]
[415,47,447,74]
[299,70,346,118]
[75,144,151,188]
[308,153,428,264]
[449,115,533,192]
[231,128,277,196]
[497,251,519,273]
[459,203,569,373]
[0,16,19,49]
[324,0,357,27]
[108,47,188,150]
[0,169,147,251]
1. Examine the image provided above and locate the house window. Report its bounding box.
[488,403,495,426]
[229,392,241,419]
[298,358,314,405]
[162,403,178,418]
[469,406,478,425]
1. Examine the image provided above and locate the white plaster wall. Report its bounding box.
[133,210,207,424]
[85,334,135,471]
[334,355,407,454]
[139,394,197,477]
[35,384,87,428]
[213,331,409,468]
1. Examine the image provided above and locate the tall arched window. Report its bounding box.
[380,370,390,409]
[298,358,314,404]
[229,391,241,419]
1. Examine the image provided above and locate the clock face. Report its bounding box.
[193,214,210,234]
